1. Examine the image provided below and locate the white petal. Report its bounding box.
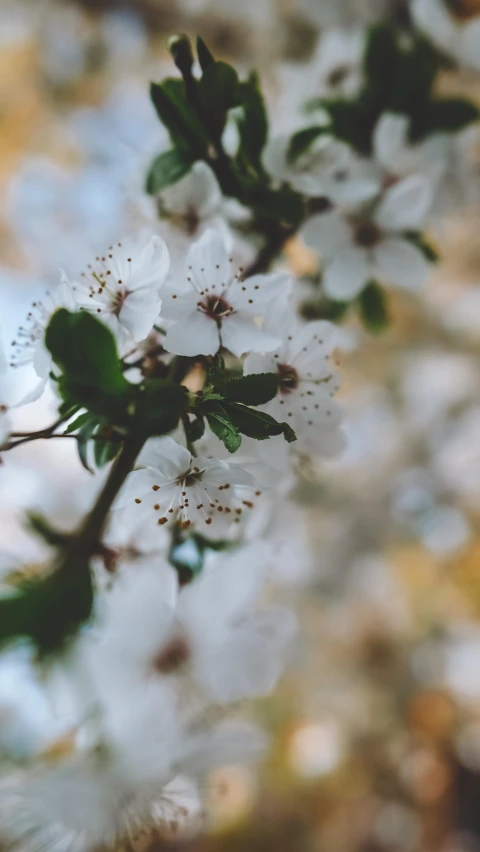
[323,246,371,301]
[374,238,431,291]
[220,315,280,357]
[161,161,221,219]
[262,135,290,182]
[301,210,351,259]
[462,19,480,71]
[138,436,191,477]
[131,234,170,292]
[244,352,277,375]
[373,113,410,169]
[164,312,220,356]
[185,228,232,295]
[115,468,163,509]
[120,291,162,340]
[289,320,339,377]
[229,273,290,314]
[376,174,433,230]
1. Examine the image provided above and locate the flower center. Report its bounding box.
[182,205,200,236]
[326,64,352,88]
[111,288,129,317]
[177,465,203,487]
[153,635,191,674]
[446,0,480,20]
[277,363,299,394]
[354,221,382,249]
[198,295,234,324]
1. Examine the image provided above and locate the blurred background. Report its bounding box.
[2,1,480,851]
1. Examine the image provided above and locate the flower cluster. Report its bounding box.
[0,8,479,851]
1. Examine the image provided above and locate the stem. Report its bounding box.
[73,435,145,557]
[244,223,297,277]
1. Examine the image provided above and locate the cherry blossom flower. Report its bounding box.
[262,134,378,204]
[310,27,366,100]
[412,0,480,71]
[70,233,169,345]
[302,175,434,300]
[161,230,284,357]
[116,436,257,534]
[157,161,222,238]
[245,300,344,456]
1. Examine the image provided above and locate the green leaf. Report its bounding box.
[93,431,122,468]
[358,280,389,333]
[321,99,373,156]
[237,72,268,165]
[27,513,70,548]
[287,126,330,164]
[146,149,193,195]
[404,231,439,262]
[46,310,132,420]
[249,185,305,225]
[198,61,241,113]
[419,98,479,138]
[0,561,93,655]
[150,79,208,157]
[205,405,242,454]
[184,414,205,444]
[206,354,226,387]
[224,402,296,443]
[63,412,91,434]
[221,373,278,406]
[364,24,400,91]
[77,420,97,473]
[133,380,188,436]
[196,36,215,71]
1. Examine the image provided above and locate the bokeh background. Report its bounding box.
[2,1,480,851]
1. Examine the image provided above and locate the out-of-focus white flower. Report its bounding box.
[116,436,256,534]
[372,113,447,189]
[0,336,11,446]
[412,0,480,71]
[245,300,344,456]
[90,548,295,706]
[10,281,77,403]
[303,175,433,300]
[262,134,378,204]
[310,28,366,100]
[162,230,283,357]
[69,233,169,345]
[157,162,223,238]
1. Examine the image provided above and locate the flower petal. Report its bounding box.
[374,237,431,290]
[221,316,280,357]
[373,113,410,170]
[185,229,232,295]
[164,311,220,356]
[302,210,351,259]
[376,175,433,230]
[323,245,371,301]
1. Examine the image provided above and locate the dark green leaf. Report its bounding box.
[237,72,268,165]
[196,36,215,71]
[146,149,193,195]
[249,185,305,225]
[287,126,330,164]
[150,79,208,157]
[46,310,130,399]
[221,373,278,406]
[364,24,400,90]
[77,420,97,473]
[418,98,479,138]
[358,280,389,333]
[225,402,296,443]
[206,354,225,387]
[198,61,241,113]
[133,380,188,436]
[63,412,91,434]
[93,433,122,468]
[404,231,439,262]
[205,405,242,453]
[27,513,70,548]
[0,561,93,655]
[184,414,205,444]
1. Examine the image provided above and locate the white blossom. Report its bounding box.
[310,27,366,100]
[245,299,344,456]
[412,0,480,71]
[302,175,434,300]
[116,436,257,534]
[157,161,223,238]
[0,338,11,447]
[70,233,169,345]
[262,134,378,204]
[161,229,284,357]
[10,281,76,378]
